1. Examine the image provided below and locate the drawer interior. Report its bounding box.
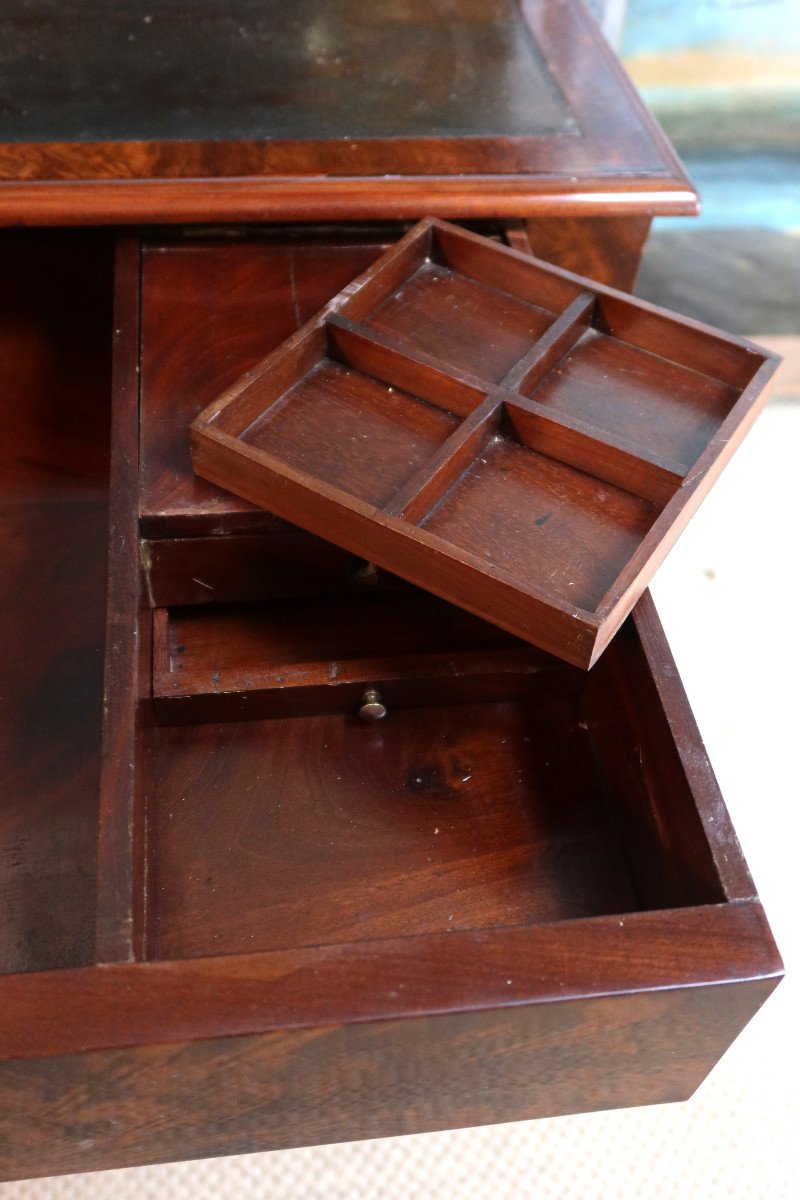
[150,693,637,960]
[141,582,727,964]
[0,227,738,982]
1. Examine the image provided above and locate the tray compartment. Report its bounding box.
[419,431,658,611]
[241,358,461,507]
[524,323,743,471]
[364,259,556,381]
[358,218,583,383]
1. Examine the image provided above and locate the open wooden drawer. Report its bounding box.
[0,230,782,1182]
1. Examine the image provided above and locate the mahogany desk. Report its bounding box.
[2,3,778,1187]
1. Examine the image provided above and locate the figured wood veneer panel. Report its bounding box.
[151,696,639,960]
[140,235,394,535]
[365,261,555,382]
[421,436,657,610]
[527,329,740,469]
[242,359,460,507]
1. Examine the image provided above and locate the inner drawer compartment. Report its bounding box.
[152,590,558,723]
[151,690,638,962]
[241,357,462,506]
[147,590,733,966]
[364,256,557,380]
[526,324,740,470]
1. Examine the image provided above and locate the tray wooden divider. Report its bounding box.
[192,217,779,668]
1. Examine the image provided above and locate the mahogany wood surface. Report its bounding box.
[0,231,112,977]
[139,228,397,537]
[0,232,782,1180]
[0,973,778,1181]
[0,1,698,225]
[93,239,153,966]
[0,0,780,1170]
[521,214,653,291]
[192,219,779,668]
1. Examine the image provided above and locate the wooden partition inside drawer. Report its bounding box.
[192,219,779,668]
[0,231,782,1184]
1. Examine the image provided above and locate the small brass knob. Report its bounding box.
[358,688,386,722]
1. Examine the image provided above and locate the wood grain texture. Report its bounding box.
[0,903,781,1064]
[0,1,698,225]
[0,231,112,976]
[151,694,637,957]
[0,971,778,1182]
[192,218,779,668]
[93,240,152,966]
[140,231,395,536]
[522,215,653,290]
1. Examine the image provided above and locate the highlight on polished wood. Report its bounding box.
[191,218,779,669]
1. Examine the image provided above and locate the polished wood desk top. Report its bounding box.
[0,0,698,224]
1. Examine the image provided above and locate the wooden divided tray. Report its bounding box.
[191,218,779,669]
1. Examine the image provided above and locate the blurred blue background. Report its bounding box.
[620,0,800,231]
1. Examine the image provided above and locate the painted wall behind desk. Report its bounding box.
[620,0,800,151]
